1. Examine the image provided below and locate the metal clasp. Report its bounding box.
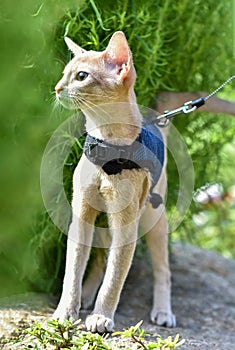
[182,100,197,114]
[155,100,198,127]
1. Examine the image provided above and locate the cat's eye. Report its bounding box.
[76,71,89,81]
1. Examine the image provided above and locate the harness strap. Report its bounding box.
[84,124,165,208]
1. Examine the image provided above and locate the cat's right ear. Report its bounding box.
[64,37,86,56]
[104,31,135,85]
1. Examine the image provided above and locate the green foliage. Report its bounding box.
[113,320,185,349]
[23,319,110,349]
[24,213,67,294]
[174,139,235,258]
[175,192,235,259]
[55,0,233,106]
[6,319,185,350]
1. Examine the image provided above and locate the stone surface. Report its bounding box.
[1,243,235,349]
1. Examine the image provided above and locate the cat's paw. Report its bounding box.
[52,306,79,322]
[85,314,114,333]
[150,309,176,328]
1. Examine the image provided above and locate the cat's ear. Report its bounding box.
[104,31,134,82]
[64,37,86,56]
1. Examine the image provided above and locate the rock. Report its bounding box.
[0,243,235,349]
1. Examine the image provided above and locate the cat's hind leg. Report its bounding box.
[144,204,176,327]
[81,248,106,309]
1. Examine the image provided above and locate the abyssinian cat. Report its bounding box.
[54,31,176,332]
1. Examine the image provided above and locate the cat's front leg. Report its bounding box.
[53,202,98,321]
[85,238,137,333]
[85,213,139,333]
[53,234,91,321]
[85,169,149,332]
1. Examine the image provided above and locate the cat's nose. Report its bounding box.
[55,83,64,94]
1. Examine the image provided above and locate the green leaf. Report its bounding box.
[88,0,109,31]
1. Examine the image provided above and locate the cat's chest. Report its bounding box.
[97,168,149,213]
[72,152,150,212]
[98,171,130,199]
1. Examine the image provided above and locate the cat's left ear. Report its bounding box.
[104,31,134,82]
[64,37,86,56]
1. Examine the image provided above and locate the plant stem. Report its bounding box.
[131,334,148,350]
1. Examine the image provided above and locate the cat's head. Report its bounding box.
[55,31,136,110]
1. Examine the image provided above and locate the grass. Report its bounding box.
[3,318,185,350]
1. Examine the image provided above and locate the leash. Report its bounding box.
[155,76,235,127]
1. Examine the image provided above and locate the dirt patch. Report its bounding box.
[1,243,235,349]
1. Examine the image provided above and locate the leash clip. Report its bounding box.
[155,97,205,127]
[154,75,235,127]
[182,100,198,115]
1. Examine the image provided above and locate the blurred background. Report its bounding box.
[0,0,234,299]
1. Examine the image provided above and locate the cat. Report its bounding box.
[53,31,176,332]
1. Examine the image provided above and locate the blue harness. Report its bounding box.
[84,123,164,208]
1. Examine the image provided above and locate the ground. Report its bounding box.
[1,243,235,349]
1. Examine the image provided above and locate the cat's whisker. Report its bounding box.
[74,95,97,109]
[70,92,112,100]
[72,95,88,107]
[52,99,68,119]
[52,98,60,112]
[73,96,112,124]
[48,91,57,104]
[73,93,109,110]
[79,97,104,112]
[79,92,111,99]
